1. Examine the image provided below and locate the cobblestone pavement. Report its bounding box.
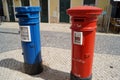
[0,22,120,80]
[0,23,120,55]
[0,48,120,80]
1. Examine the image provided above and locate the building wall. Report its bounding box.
[31,0,39,6]
[96,0,111,32]
[2,0,110,23]
[2,0,9,21]
[96,0,110,10]
[71,0,83,7]
[14,0,21,21]
[14,0,21,7]
[50,0,59,23]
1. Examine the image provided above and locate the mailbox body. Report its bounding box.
[15,7,43,75]
[67,6,102,80]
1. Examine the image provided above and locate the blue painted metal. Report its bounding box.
[15,6,41,64]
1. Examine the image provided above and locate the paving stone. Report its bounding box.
[0,48,120,80]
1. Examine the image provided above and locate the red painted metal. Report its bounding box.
[67,6,102,79]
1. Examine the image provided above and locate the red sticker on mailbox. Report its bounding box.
[74,31,83,45]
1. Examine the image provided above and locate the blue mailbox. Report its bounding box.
[15,6,43,75]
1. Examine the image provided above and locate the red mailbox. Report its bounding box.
[67,6,102,80]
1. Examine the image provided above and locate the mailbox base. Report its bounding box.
[70,73,92,80]
[24,62,43,75]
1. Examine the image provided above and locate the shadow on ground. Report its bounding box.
[0,58,69,80]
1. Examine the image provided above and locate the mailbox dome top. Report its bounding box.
[15,6,41,13]
[67,6,102,17]
[68,6,102,11]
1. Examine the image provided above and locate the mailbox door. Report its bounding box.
[40,0,48,22]
[7,0,15,22]
[60,0,70,23]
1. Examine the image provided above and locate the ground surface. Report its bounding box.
[0,22,120,80]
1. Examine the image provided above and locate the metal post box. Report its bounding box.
[15,6,43,75]
[67,6,102,80]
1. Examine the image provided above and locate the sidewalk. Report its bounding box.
[0,22,120,80]
[0,47,120,80]
[0,22,120,36]
[0,22,71,33]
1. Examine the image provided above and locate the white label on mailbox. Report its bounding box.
[20,26,31,42]
[74,31,83,45]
